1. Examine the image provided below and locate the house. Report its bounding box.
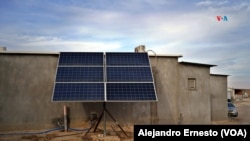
[228,88,250,101]
[0,47,228,131]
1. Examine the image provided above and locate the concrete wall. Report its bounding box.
[0,54,92,131]
[0,53,154,131]
[178,63,211,124]
[0,53,228,131]
[210,74,228,121]
[150,56,180,124]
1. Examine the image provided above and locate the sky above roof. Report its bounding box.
[0,0,249,88]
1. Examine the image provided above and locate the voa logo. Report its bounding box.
[217,16,228,21]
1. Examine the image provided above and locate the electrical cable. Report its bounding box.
[0,126,90,136]
[0,126,64,136]
[68,127,89,132]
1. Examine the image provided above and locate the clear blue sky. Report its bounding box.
[0,0,249,88]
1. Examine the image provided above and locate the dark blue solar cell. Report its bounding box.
[107,67,153,82]
[106,83,157,101]
[52,83,104,101]
[106,52,150,66]
[56,67,103,82]
[58,52,103,66]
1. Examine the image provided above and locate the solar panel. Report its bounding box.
[58,52,103,66]
[52,52,105,102]
[105,52,157,102]
[52,52,157,102]
[52,83,104,101]
[106,83,156,101]
[56,67,103,82]
[107,67,153,82]
[106,52,150,66]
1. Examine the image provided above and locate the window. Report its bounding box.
[188,78,196,90]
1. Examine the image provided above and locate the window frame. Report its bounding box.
[188,78,196,90]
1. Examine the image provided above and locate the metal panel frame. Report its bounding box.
[52,52,105,102]
[52,52,158,102]
[105,52,158,102]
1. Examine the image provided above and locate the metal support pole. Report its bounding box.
[85,103,128,138]
[103,102,107,136]
[93,111,104,132]
[104,107,128,137]
[64,105,68,132]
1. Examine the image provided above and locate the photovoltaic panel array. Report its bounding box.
[52,52,158,102]
[52,52,105,102]
[105,52,157,102]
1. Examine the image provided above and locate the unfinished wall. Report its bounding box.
[0,52,228,131]
[150,56,180,124]
[178,63,212,124]
[210,74,228,121]
[0,53,90,131]
[0,53,153,131]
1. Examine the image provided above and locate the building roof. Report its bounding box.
[179,61,217,67]
[1,51,183,58]
[210,74,229,77]
[1,51,218,68]
[149,54,183,58]
[0,51,60,55]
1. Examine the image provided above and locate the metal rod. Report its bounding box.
[85,102,128,138]
[64,105,67,132]
[93,111,104,132]
[104,106,128,137]
[103,102,106,136]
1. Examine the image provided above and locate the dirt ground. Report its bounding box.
[1,97,250,141]
[212,97,250,125]
[0,122,134,141]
